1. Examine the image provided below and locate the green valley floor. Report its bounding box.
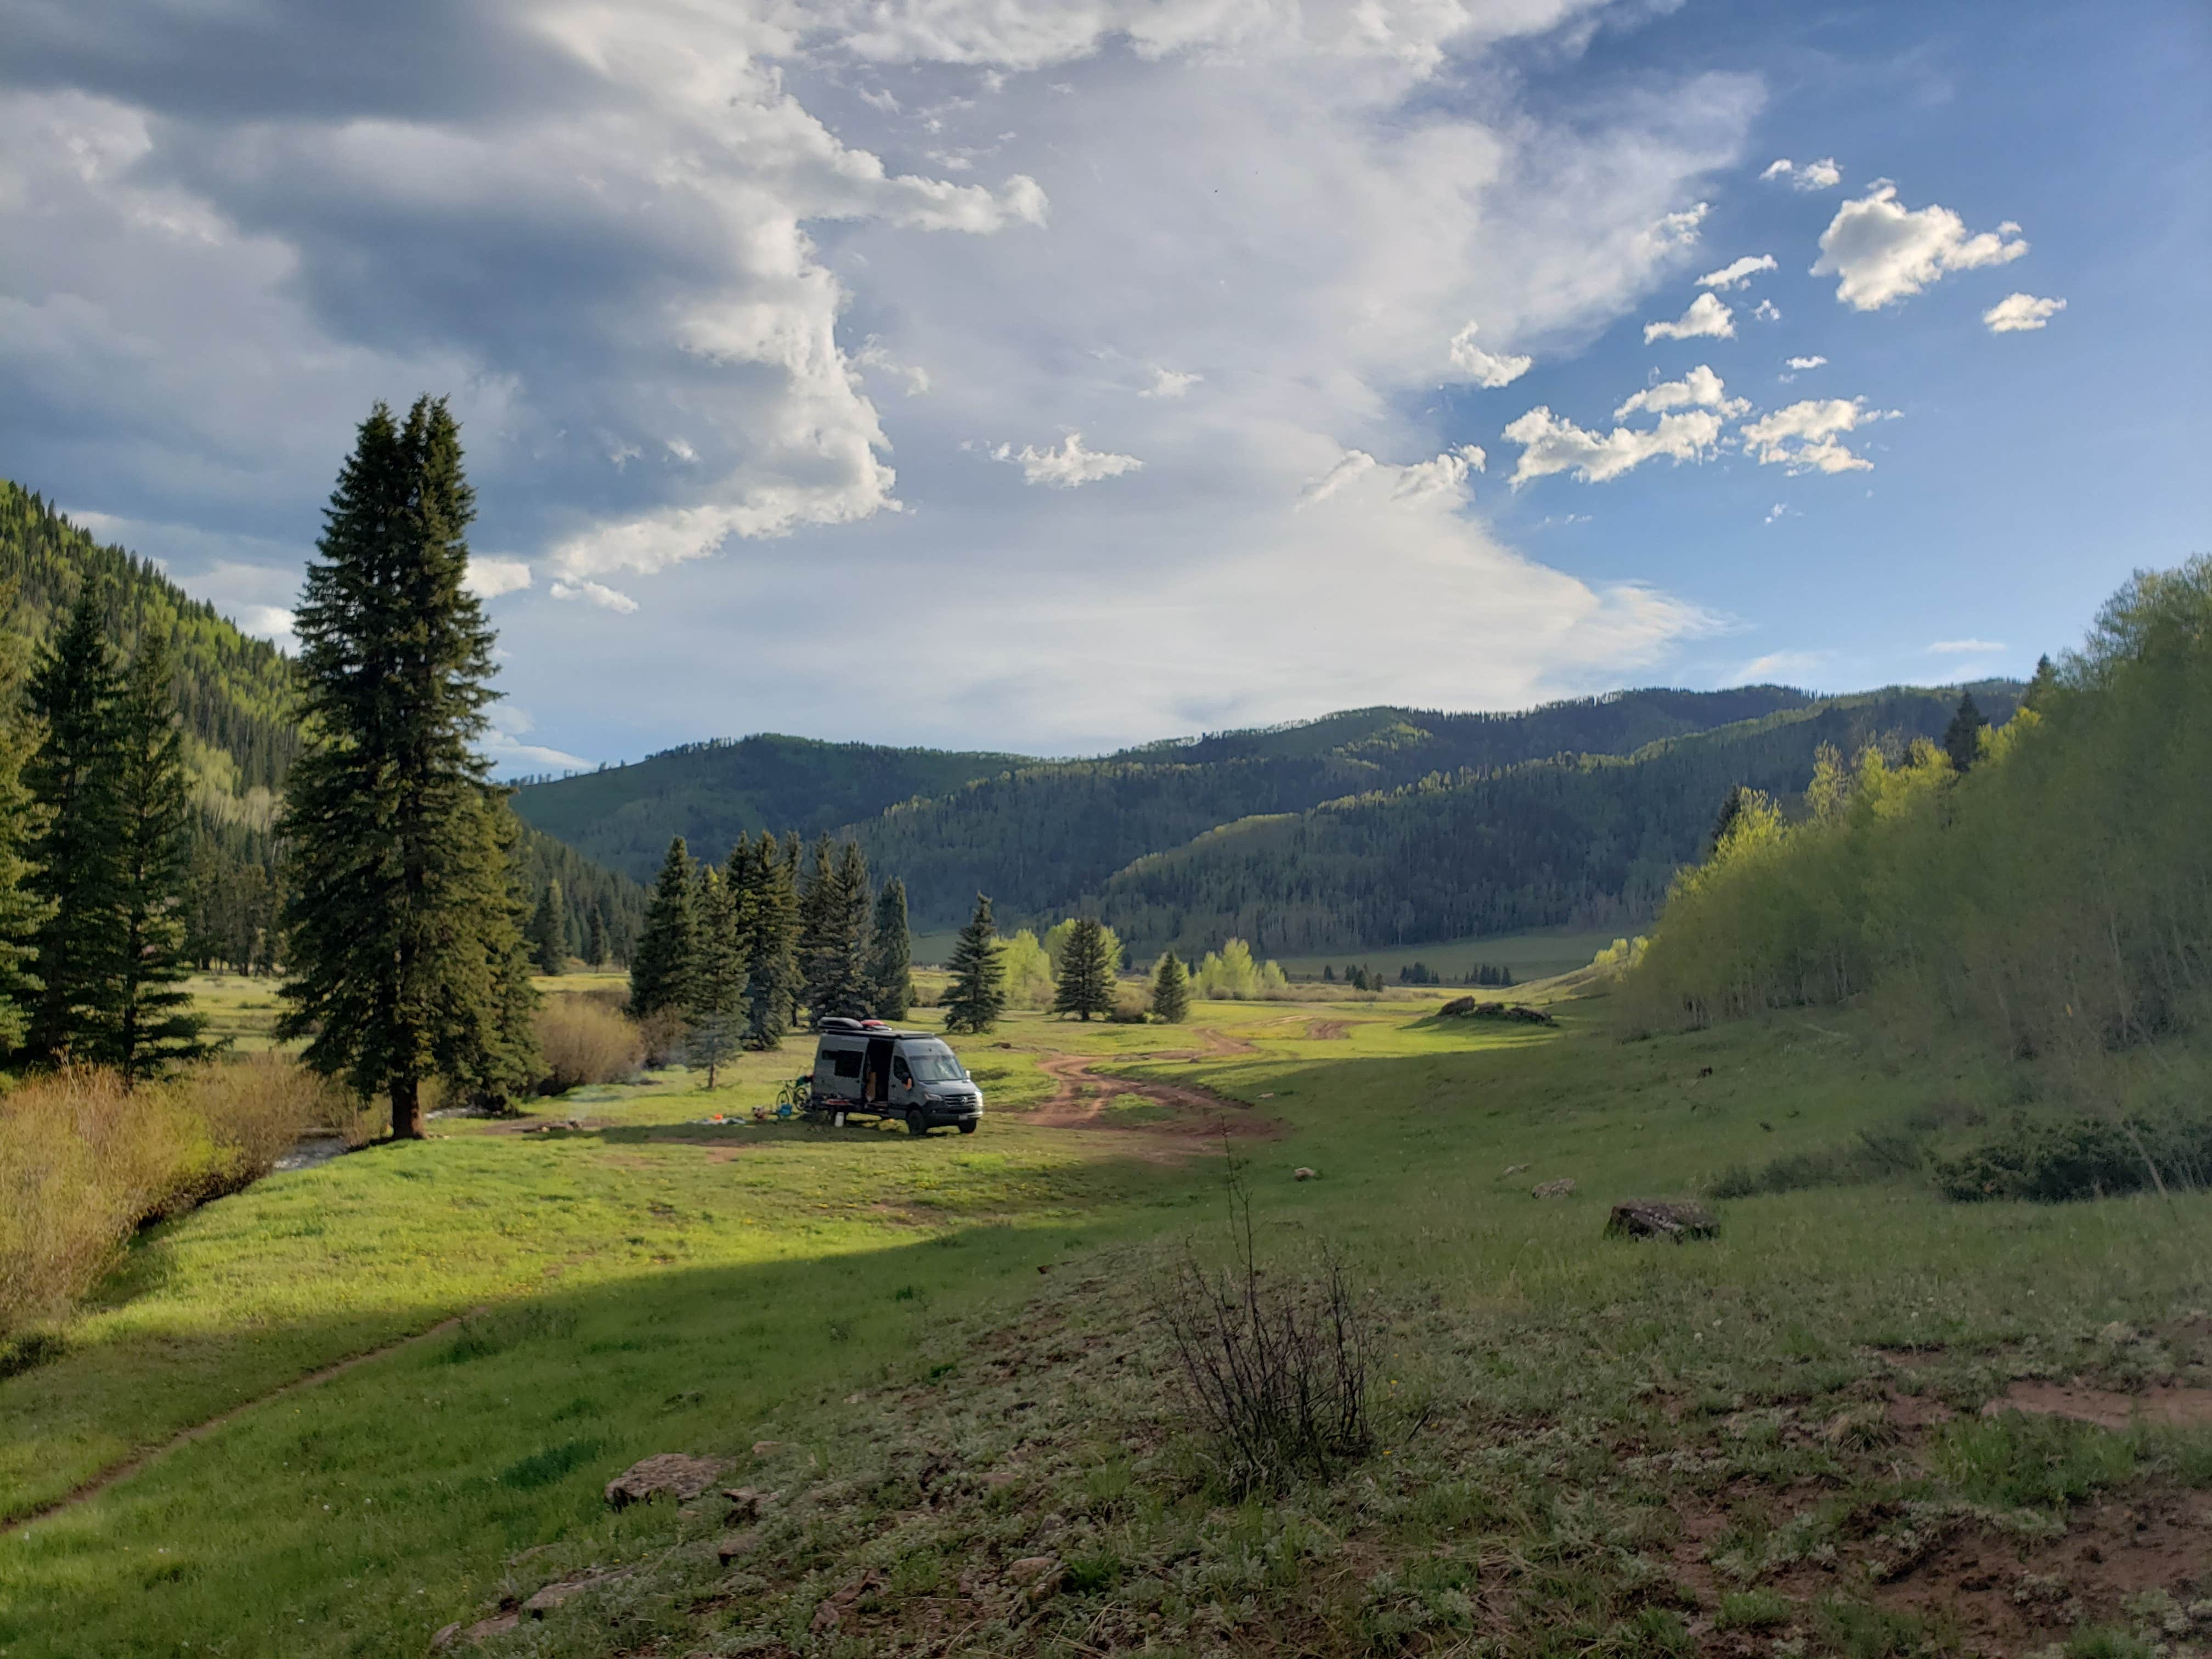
[2,988,2207,1657]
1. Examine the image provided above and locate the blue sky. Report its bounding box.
[1,0,2203,769]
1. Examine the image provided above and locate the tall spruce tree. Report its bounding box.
[941,893,1005,1035]
[0,580,49,1053]
[529,878,567,974]
[798,834,870,1022]
[629,836,697,1020]
[586,905,612,969]
[110,628,213,1082]
[1149,950,1190,1023]
[686,867,747,1088]
[1051,915,1115,1020]
[25,578,125,1059]
[865,877,912,1020]
[732,832,800,1048]
[2021,654,2061,713]
[1943,691,1989,775]
[279,398,540,1138]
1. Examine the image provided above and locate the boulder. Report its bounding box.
[1293,1166,1316,1181]
[1604,1199,1717,1242]
[1438,1000,1556,1025]
[521,1568,629,1617]
[720,1485,760,1520]
[602,1453,725,1509]
[1531,1177,1576,1199]
[1007,1555,1059,1584]
[716,1531,763,1565]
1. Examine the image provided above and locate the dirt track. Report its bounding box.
[1026,1039,1274,1143]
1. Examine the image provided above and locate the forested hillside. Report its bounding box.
[0,481,644,968]
[1090,686,2019,955]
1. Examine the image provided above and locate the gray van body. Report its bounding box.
[809,1022,984,1132]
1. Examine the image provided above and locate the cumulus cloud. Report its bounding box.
[853,336,934,394]
[465,556,534,599]
[1447,323,1533,388]
[1983,292,2066,332]
[1786,355,1827,370]
[1760,157,1842,191]
[1812,185,2028,310]
[1751,298,1780,322]
[550,578,640,614]
[1503,406,1726,486]
[1138,365,1203,398]
[1644,292,1735,342]
[1697,254,1776,290]
[1612,365,1747,420]
[1739,398,1888,474]
[990,433,1143,488]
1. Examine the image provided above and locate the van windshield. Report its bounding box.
[901,1042,966,1083]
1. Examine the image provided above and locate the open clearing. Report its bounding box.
[3,985,2208,1657]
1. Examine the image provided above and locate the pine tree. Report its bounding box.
[586,905,612,969]
[2021,653,2061,713]
[25,577,125,1059]
[1051,916,1114,1020]
[942,893,1005,1035]
[529,878,567,974]
[1943,692,1989,775]
[733,832,801,1048]
[109,628,213,1083]
[865,876,912,1020]
[278,398,540,1138]
[0,580,49,1053]
[1321,963,1335,984]
[629,836,697,1019]
[1149,950,1190,1023]
[686,867,747,1088]
[798,834,870,1022]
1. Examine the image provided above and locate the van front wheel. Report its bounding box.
[958,1119,978,1135]
[906,1108,927,1137]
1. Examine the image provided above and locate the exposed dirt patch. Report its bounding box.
[1165,1026,1259,1058]
[1983,1380,2212,1430]
[1884,1385,1958,1430]
[1305,1019,1351,1040]
[1024,1050,1277,1146]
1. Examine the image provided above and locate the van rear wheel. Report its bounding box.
[906,1108,927,1137]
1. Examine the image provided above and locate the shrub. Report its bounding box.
[1709,1126,1929,1199]
[1933,1110,2211,1203]
[633,1006,689,1069]
[538,996,645,1092]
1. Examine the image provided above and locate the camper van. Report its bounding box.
[809,1018,984,1135]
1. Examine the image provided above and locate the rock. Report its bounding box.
[523,1568,631,1617]
[1531,1177,1576,1199]
[1293,1166,1316,1181]
[459,1613,517,1643]
[430,1622,462,1650]
[810,1600,842,1634]
[1007,1555,1060,1584]
[1604,1199,1717,1242]
[1439,998,1556,1025]
[602,1453,725,1509]
[750,1439,780,1457]
[720,1485,761,1519]
[716,1531,762,1565]
[1503,1163,1529,1176]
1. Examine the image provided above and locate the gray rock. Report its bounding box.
[603,1453,725,1509]
[1604,1199,1717,1241]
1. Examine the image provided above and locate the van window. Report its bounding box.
[830,1049,862,1079]
[900,1041,964,1083]
[893,1057,912,1085]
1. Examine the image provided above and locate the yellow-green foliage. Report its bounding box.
[1622,559,2212,1093]
[533,993,644,1093]
[998,928,1055,1008]
[1194,936,1291,999]
[0,1058,351,1340]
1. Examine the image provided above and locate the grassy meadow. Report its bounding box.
[2,977,2207,1657]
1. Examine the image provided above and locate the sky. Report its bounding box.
[2,0,2205,772]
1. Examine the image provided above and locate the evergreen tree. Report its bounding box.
[1149,950,1190,1023]
[24,578,125,1059]
[865,876,912,1020]
[1322,963,1335,984]
[109,628,213,1082]
[465,803,545,1113]
[0,580,48,1052]
[529,878,567,974]
[629,836,697,1019]
[278,398,539,1138]
[2022,653,2061,713]
[798,834,871,1021]
[1051,916,1115,1020]
[686,866,747,1088]
[1943,691,1989,775]
[1708,784,1752,856]
[732,832,801,1048]
[941,893,1005,1034]
[586,905,612,969]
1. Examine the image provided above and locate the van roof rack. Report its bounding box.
[816,1016,866,1031]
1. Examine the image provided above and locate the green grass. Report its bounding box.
[1271,924,1622,984]
[4,989,2208,1656]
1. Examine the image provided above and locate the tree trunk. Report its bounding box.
[391,1073,424,1140]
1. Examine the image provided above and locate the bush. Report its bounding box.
[1933,1110,2211,1203]
[536,995,644,1093]
[0,1058,343,1341]
[1709,1126,1929,1199]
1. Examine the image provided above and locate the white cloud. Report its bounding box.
[1760,157,1841,191]
[1763,503,1796,524]
[1644,291,1735,342]
[1503,405,1727,486]
[1982,292,2066,332]
[1696,253,1775,290]
[236,605,298,649]
[853,336,934,395]
[1612,364,1747,420]
[1928,637,2006,654]
[1751,298,1780,322]
[1739,397,1888,474]
[1447,323,1533,387]
[1138,365,1203,398]
[1786,355,1827,370]
[549,578,640,614]
[465,556,534,599]
[990,432,1143,488]
[1812,185,2028,310]
[1734,649,1825,682]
